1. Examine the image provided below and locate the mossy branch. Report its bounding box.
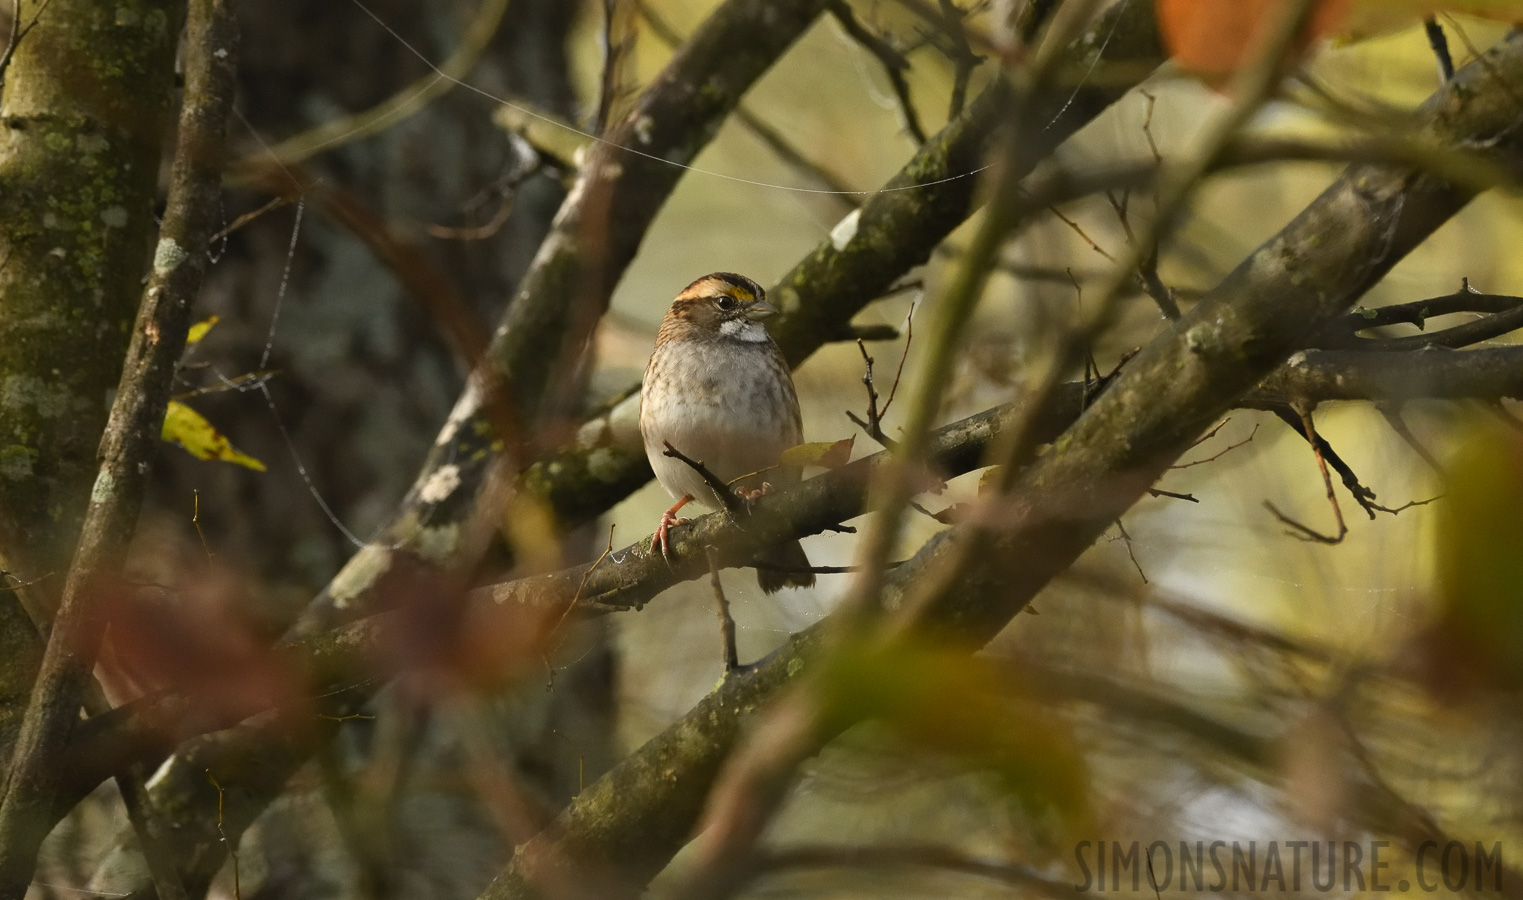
[84,1,837,894]
[478,30,1523,899]
[0,0,236,893]
[522,0,1166,528]
[53,336,1523,826]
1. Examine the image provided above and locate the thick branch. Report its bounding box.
[0,0,183,777]
[480,31,1523,898]
[0,0,236,894]
[490,0,831,429]
[56,339,1523,870]
[89,2,835,895]
[524,0,1166,527]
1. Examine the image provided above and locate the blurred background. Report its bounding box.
[14,1,1523,897]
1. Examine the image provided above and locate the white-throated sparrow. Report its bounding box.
[640,273,815,593]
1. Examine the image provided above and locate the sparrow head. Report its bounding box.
[660,272,779,344]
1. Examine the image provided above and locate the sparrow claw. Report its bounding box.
[653,506,692,563]
[736,483,770,502]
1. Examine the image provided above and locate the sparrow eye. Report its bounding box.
[716,295,736,311]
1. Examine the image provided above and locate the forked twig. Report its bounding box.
[1266,406,1346,544]
[935,0,981,118]
[828,0,927,143]
[847,300,915,448]
[1172,422,1259,470]
[0,0,48,86]
[1114,518,1148,584]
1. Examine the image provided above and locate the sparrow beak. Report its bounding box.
[744,300,780,321]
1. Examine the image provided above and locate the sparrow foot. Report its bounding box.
[736,482,771,502]
[653,496,693,562]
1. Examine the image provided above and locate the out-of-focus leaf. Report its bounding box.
[161,400,267,471]
[1155,0,1350,80]
[813,638,1089,828]
[1341,2,1521,41]
[1279,707,1348,834]
[1428,421,1523,694]
[186,315,219,346]
[1154,0,1518,81]
[780,436,855,469]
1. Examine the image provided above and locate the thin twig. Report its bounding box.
[555,524,617,637]
[847,298,913,448]
[663,441,743,513]
[1266,407,1347,544]
[1139,89,1162,165]
[1147,488,1198,503]
[191,490,212,563]
[829,0,927,143]
[206,771,240,900]
[707,547,740,674]
[1377,403,1443,474]
[879,298,915,418]
[424,197,513,241]
[594,0,630,134]
[206,194,295,245]
[1271,406,1378,518]
[633,0,861,201]
[1114,518,1148,584]
[1171,423,1258,469]
[1424,16,1455,84]
[936,0,981,118]
[0,0,239,890]
[1049,205,1117,262]
[0,0,47,88]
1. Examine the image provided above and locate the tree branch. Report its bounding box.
[0,0,237,893]
[86,1,837,894]
[523,0,1167,528]
[56,340,1523,883]
[475,30,1523,898]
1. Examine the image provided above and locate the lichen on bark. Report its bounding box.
[0,0,182,587]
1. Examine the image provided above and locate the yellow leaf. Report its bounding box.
[1342,1,1522,41]
[779,436,855,469]
[813,637,1089,828]
[161,401,266,471]
[186,316,219,346]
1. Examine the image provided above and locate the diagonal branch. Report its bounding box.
[0,0,238,894]
[524,0,1168,528]
[476,30,1523,899]
[85,2,836,895]
[52,339,1523,822]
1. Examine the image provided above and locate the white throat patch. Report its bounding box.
[719,318,770,342]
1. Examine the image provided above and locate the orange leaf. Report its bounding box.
[1155,0,1350,81]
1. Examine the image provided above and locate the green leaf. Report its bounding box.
[779,436,855,469]
[161,400,266,471]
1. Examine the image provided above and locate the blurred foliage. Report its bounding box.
[11,0,1523,898]
[1432,421,1523,694]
